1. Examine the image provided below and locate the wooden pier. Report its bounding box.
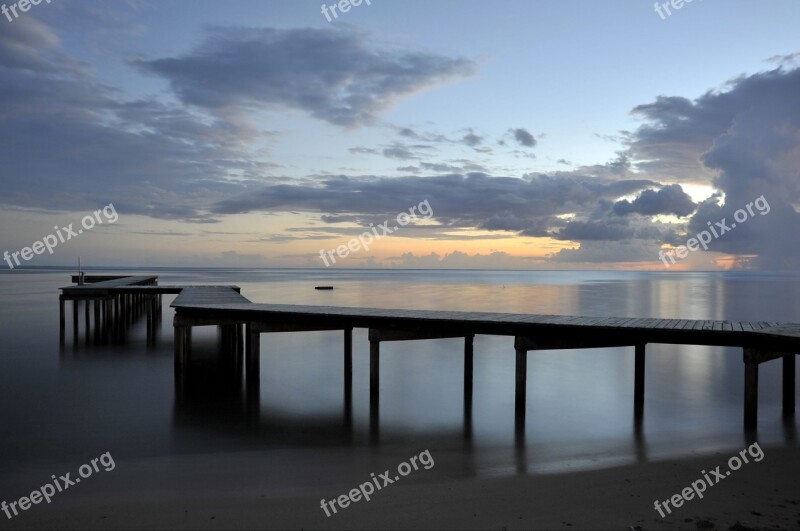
[58,276,242,348]
[60,276,800,431]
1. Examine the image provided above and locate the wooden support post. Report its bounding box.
[464,334,474,441]
[228,324,236,354]
[117,296,123,339]
[344,327,353,430]
[174,325,191,373]
[219,325,233,371]
[104,298,112,342]
[344,327,353,378]
[59,295,66,346]
[344,328,353,393]
[744,361,759,430]
[370,340,380,405]
[370,339,380,442]
[515,343,527,419]
[145,297,154,347]
[72,299,79,340]
[98,300,105,343]
[514,340,527,451]
[246,323,260,381]
[464,334,474,408]
[634,343,646,418]
[784,354,795,416]
[93,299,101,343]
[235,323,243,372]
[84,299,90,343]
[219,325,228,352]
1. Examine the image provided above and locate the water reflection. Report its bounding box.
[169,341,662,477]
[8,269,797,477]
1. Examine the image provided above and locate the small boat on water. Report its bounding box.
[315,286,334,290]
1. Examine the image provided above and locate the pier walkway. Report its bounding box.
[170,292,800,432]
[60,275,799,430]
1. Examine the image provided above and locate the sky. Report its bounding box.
[1,0,799,270]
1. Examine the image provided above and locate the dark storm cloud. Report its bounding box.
[211,172,657,235]
[625,65,800,267]
[136,27,477,128]
[554,218,670,242]
[612,184,696,217]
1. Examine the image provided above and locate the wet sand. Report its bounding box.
[4,443,798,530]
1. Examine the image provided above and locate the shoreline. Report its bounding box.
[4,443,798,530]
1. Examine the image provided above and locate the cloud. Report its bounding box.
[549,241,662,264]
[553,217,671,242]
[625,64,800,267]
[482,213,551,236]
[612,184,696,217]
[349,147,380,155]
[381,143,435,160]
[511,128,536,147]
[399,161,489,174]
[3,13,798,270]
[766,52,800,66]
[461,129,483,147]
[0,16,267,221]
[0,16,62,72]
[211,172,657,236]
[136,26,477,128]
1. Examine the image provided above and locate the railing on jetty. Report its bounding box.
[60,276,799,431]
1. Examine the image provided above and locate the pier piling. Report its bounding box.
[634,343,646,418]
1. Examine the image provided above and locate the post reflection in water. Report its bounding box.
[59,294,163,352]
[173,335,361,448]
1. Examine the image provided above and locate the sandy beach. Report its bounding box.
[3,443,798,530]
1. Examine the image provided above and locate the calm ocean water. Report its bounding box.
[0,268,798,490]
